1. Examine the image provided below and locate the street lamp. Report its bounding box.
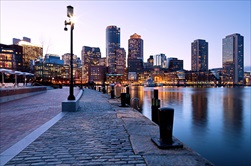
[64,5,75,100]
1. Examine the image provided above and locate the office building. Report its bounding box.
[167,57,183,71]
[222,33,244,84]
[153,53,167,68]
[34,54,64,83]
[115,48,126,75]
[191,39,208,71]
[128,33,144,73]
[81,46,101,83]
[106,25,120,74]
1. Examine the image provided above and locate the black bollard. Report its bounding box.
[151,98,160,125]
[125,86,130,105]
[159,107,174,144]
[151,107,183,149]
[98,87,101,92]
[111,84,115,99]
[151,89,160,125]
[120,93,127,107]
[102,85,106,94]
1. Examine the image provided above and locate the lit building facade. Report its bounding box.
[128,33,144,74]
[222,33,244,84]
[62,53,79,81]
[191,39,208,71]
[81,46,101,83]
[106,25,120,74]
[153,53,167,68]
[0,44,16,70]
[167,57,183,71]
[115,48,126,75]
[15,39,43,72]
[34,54,64,84]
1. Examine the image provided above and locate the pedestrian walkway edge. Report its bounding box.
[0,112,66,166]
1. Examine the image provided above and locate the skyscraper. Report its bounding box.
[222,33,244,84]
[115,48,126,75]
[106,25,120,74]
[81,46,101,83]
[128,33,144,72]
[191,39,208,71]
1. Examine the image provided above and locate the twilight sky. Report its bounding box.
[1,0,250,70]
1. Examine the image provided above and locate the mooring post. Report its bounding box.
[125,86,130,106]
[111,84,115,99]
[120,93,127,107]
[151,107,183,149]
[152,89,160,125]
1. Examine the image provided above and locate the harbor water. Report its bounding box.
[126,86,251,166]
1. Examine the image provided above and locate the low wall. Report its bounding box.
[0,87,47,103]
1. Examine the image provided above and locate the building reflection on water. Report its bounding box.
[191,89,208,131]
[223,88,243,140]
[126,86,250,166]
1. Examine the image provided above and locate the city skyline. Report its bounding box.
[1,1,250,70]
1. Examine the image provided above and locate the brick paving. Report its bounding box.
[0,87,80,153]
[5,89,147,165]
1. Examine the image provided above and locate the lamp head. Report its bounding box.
[67,6,74,18]
[64,27,68,31]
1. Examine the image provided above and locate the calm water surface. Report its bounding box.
[127,86,251,166]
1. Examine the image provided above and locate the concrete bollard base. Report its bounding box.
[151,137,183,149]
[62,90,83,112]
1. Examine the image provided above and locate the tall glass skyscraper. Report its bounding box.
[106,25,120,74]
[128,33,144,72]
[191,39,208,71]
[222,33,244,84]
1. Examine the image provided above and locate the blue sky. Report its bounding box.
[1,0,250,70]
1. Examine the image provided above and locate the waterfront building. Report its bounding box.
[0,44,24,72]
[222,33,244,85]
[13,38,43,72]
[147,55,154,67]
[0,44,16,70]
[81,46,101,83]
[62,53,79,83]
[153,53,166,68]
[106,25,120,74]
[167,57,183,71]
[128,33,144,80]
[34,54,64,84]
[191,39,208,71]
[115,48,126,75]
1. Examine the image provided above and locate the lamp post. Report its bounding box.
[64,5,75,100]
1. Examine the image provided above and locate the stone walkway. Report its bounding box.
[4,89,146,165]
[0,87,79,153]
[2,88,213,165]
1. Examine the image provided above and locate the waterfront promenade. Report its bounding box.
[1,87,212,165]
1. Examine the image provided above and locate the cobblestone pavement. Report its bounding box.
[0,87,80,153]
[5,89,147,165]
